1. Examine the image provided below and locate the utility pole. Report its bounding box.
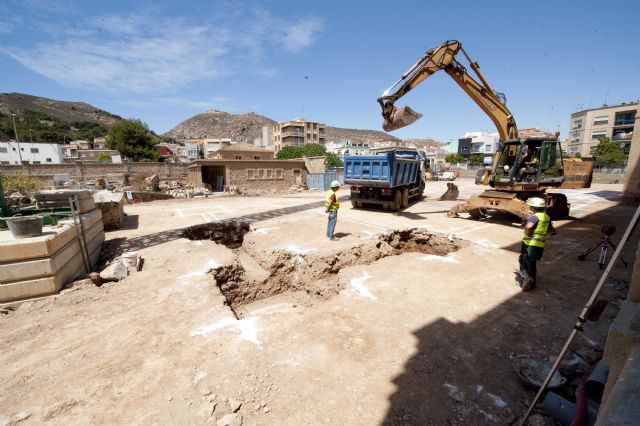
[10,113,23,164]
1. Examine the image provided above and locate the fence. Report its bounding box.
[307,172,343,191]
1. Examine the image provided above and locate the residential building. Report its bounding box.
[184,138,234,161]
[326,139,370,159]
[0,141,66,165]
[93,137,108,149]
[567,101,638,157]
[254,126,274,147]
[442,139,459,153]
[76,149,122,163]
[273,119,325,153]
[207,142,274,161]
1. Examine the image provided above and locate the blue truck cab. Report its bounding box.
[344,149,426,211]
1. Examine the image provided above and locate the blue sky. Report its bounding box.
[1,0,639,141]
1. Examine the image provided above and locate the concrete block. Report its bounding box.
[596,346,640,425]
[36,196,95,213]
[0,242,101,302]
[601,300,640,404]
[0,220,104,282]
[0,209,102,262]
[93,191,125,230]
[35,189,92,201]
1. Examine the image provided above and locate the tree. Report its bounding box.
[445,153,464,164]
[574,152,582,159]
[97,153,112,163]
[468,153,484,164]
[591,137,625,165]
[106,119,159,162]
[325,152,343,168]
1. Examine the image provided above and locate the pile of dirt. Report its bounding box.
[212,228,464,317]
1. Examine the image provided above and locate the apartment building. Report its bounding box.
[0,141,66,165]
[273,119,325,153]
[183,138,234,161]
[325,139,370,159]
[567,101,638,157]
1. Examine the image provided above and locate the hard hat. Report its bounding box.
[526,197,546,208]
[503,165,510,172]
[330,180,340,188]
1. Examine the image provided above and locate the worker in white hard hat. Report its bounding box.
[325,180,341,240]
[518,196,556,291]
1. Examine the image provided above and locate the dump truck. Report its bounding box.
[377,40,594,220]
[344,149,426,211]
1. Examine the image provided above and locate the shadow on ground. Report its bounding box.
[382,200,639,424]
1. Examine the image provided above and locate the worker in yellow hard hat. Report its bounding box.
[325,180,341,240]
[518,197,556,291]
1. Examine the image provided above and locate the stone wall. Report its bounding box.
[0,162,187,185]
[226,163,307,192]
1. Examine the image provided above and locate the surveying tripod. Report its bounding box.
[577,224,628,269]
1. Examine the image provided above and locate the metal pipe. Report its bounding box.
[519,203,640,425]
[10,114,23,164]
[74,195,92,270]
[69,196,91,273]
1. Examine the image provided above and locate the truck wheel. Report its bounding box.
[383,204,390,211]
[351,200,358,208]
[401,187,409,209]
[391,190,402,212]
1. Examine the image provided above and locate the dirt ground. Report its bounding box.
[1,179,637,425]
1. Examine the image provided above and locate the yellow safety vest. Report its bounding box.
[522,211,550,248]
[325,190,339,212]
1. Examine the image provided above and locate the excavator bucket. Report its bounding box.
[439,182,459,201]
[382,106,423,132]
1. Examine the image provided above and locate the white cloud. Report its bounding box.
[2,9,324,94]
[0,22,13,34]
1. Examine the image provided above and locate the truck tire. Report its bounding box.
[401,187,409,209]
[391,190,402,212]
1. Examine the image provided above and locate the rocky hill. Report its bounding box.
[165,110,276,143]
[166,110,400,145]
[324,126,399,145]
[0,93,121,127]
[402,138,444,148]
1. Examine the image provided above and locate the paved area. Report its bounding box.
[0,179,637,425]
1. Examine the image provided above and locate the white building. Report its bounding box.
[184,139,235,161]
[326,139,371,159]
[463,131,500,156]
[0,141,67,165]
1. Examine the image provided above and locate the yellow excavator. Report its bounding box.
[377,40,593,220]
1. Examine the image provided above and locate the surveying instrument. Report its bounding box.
[577,224,628,269]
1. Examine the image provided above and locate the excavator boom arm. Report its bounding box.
[378,40,517,140]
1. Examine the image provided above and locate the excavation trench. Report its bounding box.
[181,221,251,249]
[207,228,466,318]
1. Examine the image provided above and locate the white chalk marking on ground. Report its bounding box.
[472,239,499,249]
[176,209,184,218]
[195,241,203,246]
[478,409,497,422]
[215,205,231,213]
[271,357,301,367]
[422,254,459,264]
[350,272,376,300]
[286,244,318,255]
[485,392,508,408]
[190,315,262,346]
[177,259,219,283]
[454,222,494,236]
[192,371,207,385]
[340,216,389,231]
[360,230,377,240]
[254,227,279,235]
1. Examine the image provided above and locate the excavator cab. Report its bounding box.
[492,139,564,189]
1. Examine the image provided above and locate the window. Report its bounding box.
[46,158,52,162]
[591,131,607,140]
[615,111,635,126]
[235,155,243,160]
[32,161,41,164]
[258,169,266,179]
[572,119,583,129]
[275,169,284,179]
[247,169,255,180]
[30,147,39,153]
[254,156,261,160]
[1,161,9,164]
[593,115,608,125]
[0,147,7,153]
[265,169,273,179]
